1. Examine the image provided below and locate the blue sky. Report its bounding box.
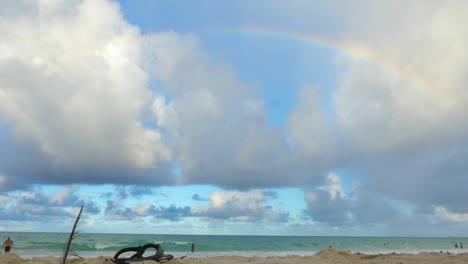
[1,0,468,236]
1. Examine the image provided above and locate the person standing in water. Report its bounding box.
[2,236,13,253]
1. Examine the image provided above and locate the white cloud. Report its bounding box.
[193,190,289,222]
[152,95,178,129]
[309,173,347,203]
[1,0,468,235]
[194,190,266,214]
[303,173,402,226]
[435,207,468,223]
[320,1,468,224]
[287,85,337,158]
[83,218,97,229]
[334,1,468,153]
[0,0,332,190]
[0,0,172,181]
[305,192,318,203]
[144,31,294,188]
[127,122,172,168]
[133,203,154,216]
[325,173,346,201]
[51,186,75,206]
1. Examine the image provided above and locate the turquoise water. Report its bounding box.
[1,232,467,258]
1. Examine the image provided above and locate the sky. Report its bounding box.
[1,0,468,236]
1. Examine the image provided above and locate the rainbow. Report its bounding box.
[211,25,451,106]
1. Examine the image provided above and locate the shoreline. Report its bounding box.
[9,247,468,259]
[3,248,468,264]
[8,248,468,260]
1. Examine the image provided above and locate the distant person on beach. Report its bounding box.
[455,243,458,248]
[461,242,464,249]
[2,236,13,253]
[191,243,195,252]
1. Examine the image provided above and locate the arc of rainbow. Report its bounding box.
[210,25,451,107]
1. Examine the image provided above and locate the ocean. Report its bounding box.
[2,232,467,259]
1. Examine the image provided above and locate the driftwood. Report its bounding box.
[60,205,83,264]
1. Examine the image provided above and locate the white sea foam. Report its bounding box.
[172,241,191,245]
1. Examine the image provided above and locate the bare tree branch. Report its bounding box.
[60,205,83,264]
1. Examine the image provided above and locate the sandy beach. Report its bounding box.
[2,248,468,264]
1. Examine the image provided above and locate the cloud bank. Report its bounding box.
[1,0,468,233]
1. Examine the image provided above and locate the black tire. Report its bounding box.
[113,246,141,261]
[112,244,167,263]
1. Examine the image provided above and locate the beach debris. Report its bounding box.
[60,205,84,264]
[112,243,174,263]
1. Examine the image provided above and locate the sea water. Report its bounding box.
[1,232,467,259]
